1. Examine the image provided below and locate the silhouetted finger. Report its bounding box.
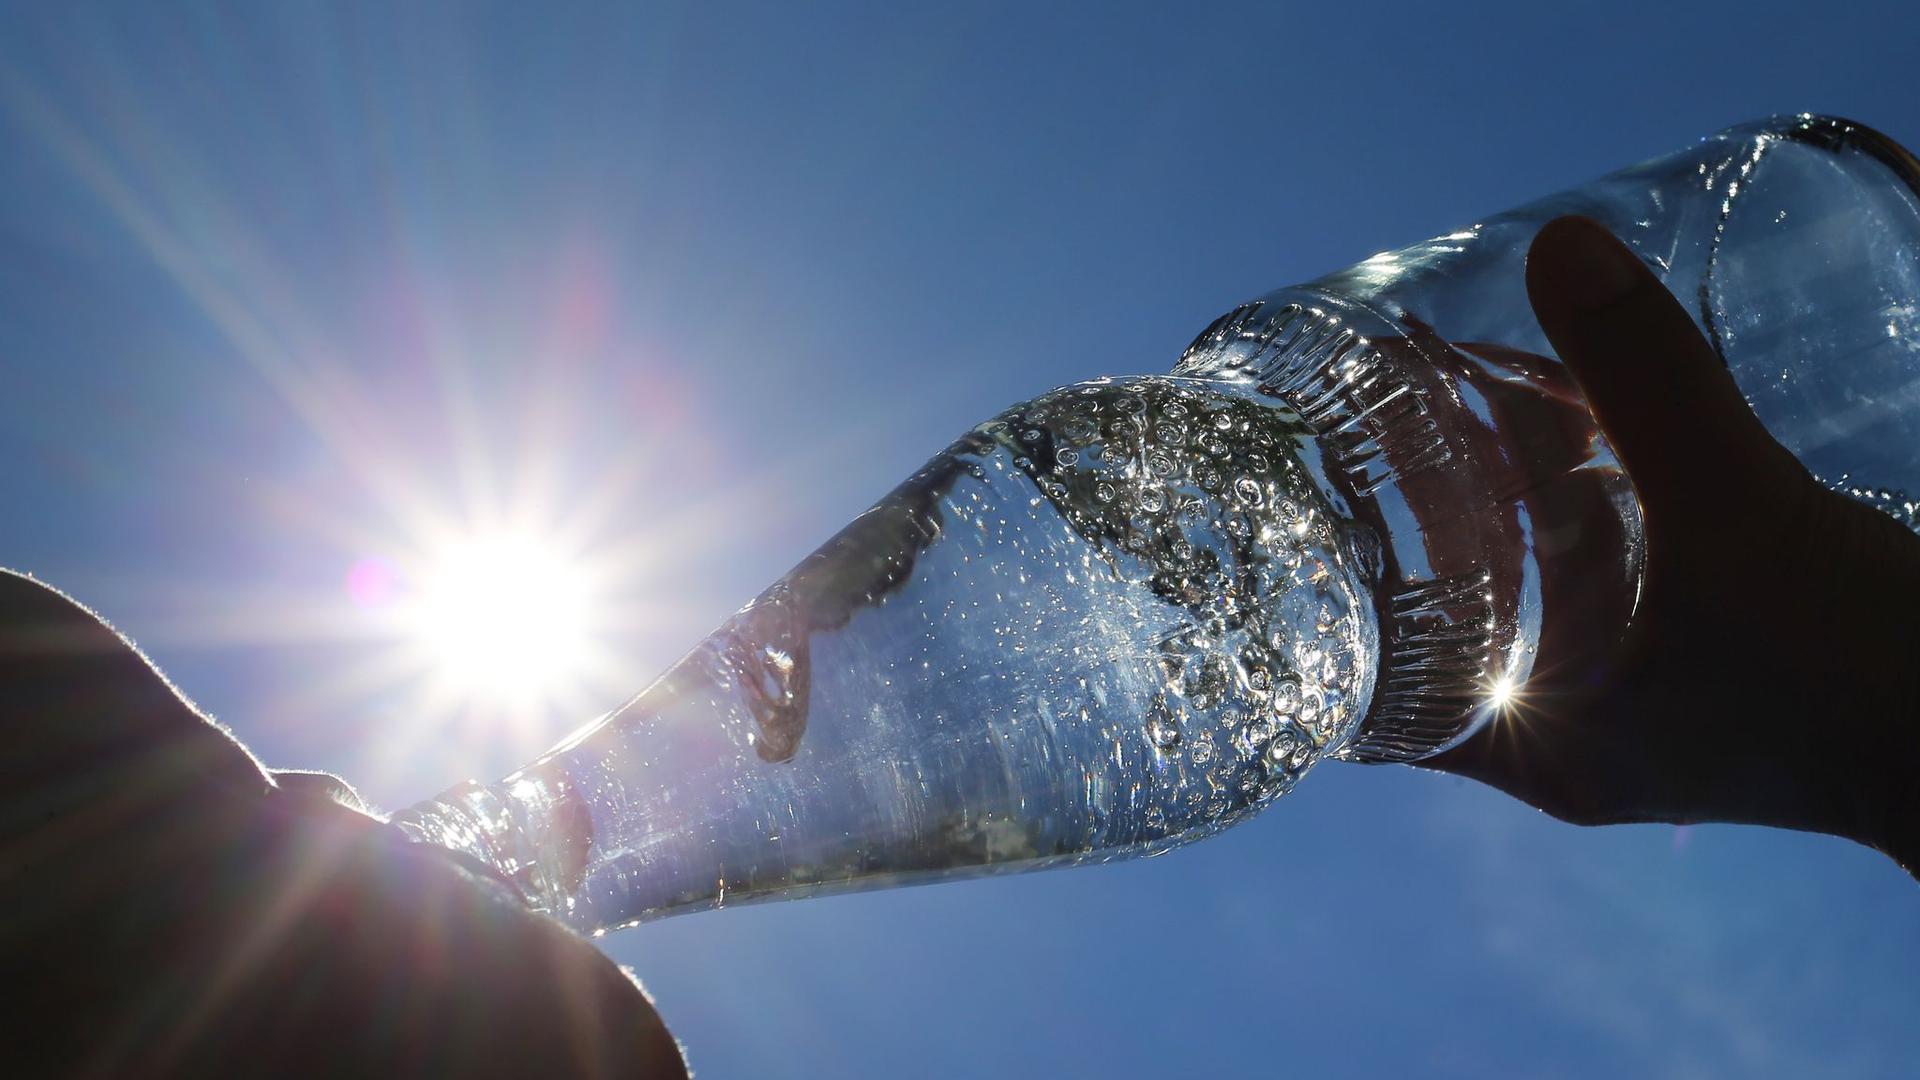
[272,769,369,810]
[1525,216,1781,508]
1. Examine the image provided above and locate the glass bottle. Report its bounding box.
[396,114,1920,932]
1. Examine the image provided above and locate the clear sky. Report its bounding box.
[3,3,1917,1077]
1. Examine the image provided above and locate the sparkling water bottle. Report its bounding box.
[396,114,1920,932]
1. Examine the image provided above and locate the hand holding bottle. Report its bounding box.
[1424,217,1920,875]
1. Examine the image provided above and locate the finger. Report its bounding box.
[271,769,370,812]
[1525,216,1784,508]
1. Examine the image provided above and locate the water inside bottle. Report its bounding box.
[400,376,1382,929]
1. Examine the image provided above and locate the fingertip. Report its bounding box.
[1526,215,1649,315]
[540,931,689,1079]
[1524,215,1786,511]
[612,965,690,1080]
[272,769,370,812]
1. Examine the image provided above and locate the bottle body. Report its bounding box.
[398,114,1920,931]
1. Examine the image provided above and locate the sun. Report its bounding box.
[400,531,604,712]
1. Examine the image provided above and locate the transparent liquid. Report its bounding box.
[400,376,1381,930]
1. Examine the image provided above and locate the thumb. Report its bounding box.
[1524,216,1789,510]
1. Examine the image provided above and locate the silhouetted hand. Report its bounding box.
[1426,216,1920,876]
[0,570,687,1077]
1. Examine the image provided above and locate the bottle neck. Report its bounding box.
[1175,291,1644,762]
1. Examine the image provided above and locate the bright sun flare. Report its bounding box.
[402,533,601,709]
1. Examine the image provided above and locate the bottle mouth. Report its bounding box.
[391,778,572,914]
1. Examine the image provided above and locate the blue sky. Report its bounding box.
[2,3,1917,1076]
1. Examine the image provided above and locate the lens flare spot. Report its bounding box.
[1488,673,1519,712]
[346,556,399,609]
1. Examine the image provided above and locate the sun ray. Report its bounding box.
[0,55,789,798]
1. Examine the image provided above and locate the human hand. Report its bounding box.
[1425,216,1920,875]
[0,569,687,1077]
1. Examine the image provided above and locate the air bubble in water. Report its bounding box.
[1146,711,1182,750]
